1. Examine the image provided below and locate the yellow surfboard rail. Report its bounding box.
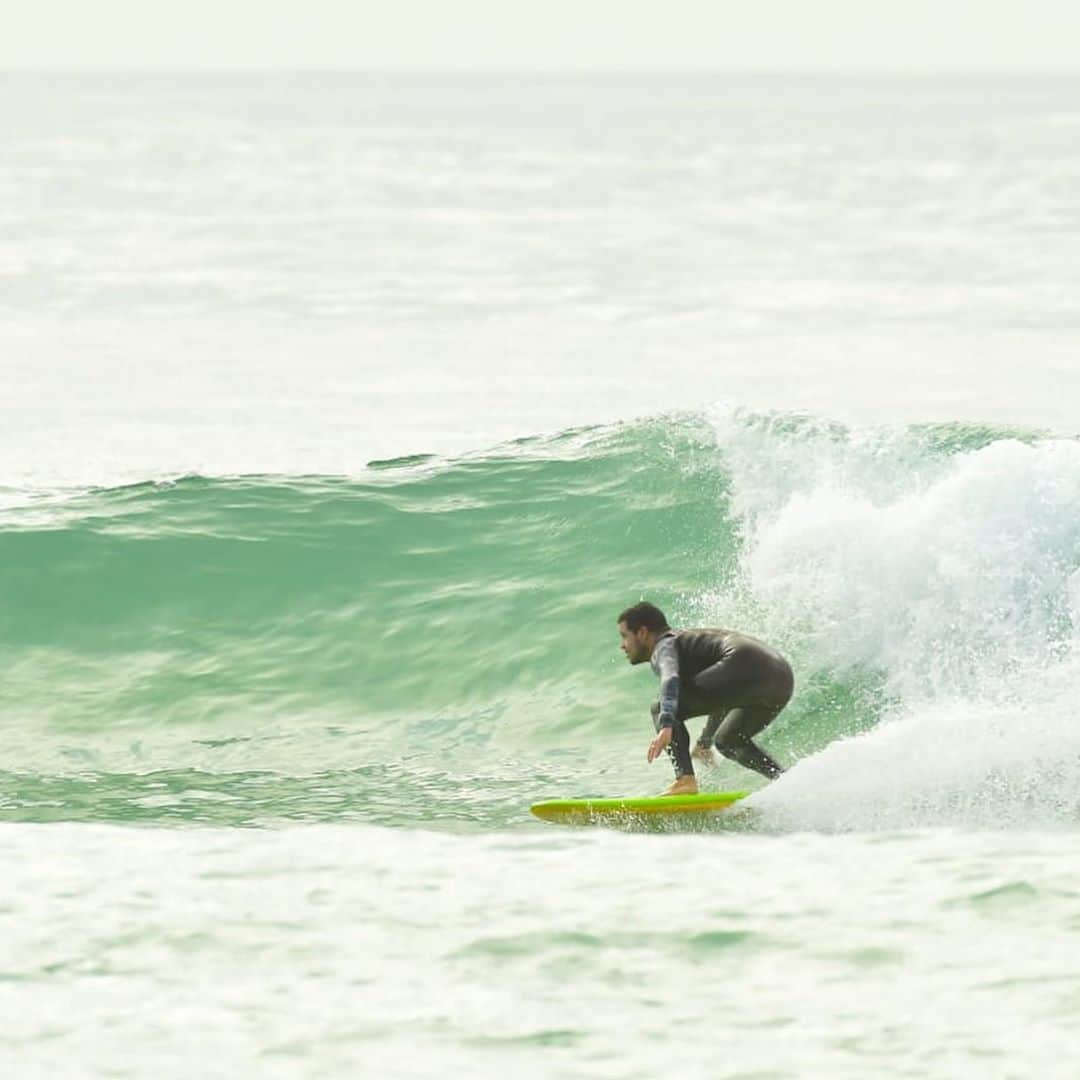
[530,790,750,824]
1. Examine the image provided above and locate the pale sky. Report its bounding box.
[5,0,1080,72]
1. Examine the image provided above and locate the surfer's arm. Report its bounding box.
[650,636,681,727]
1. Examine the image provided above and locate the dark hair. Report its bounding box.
[617,601,670,634]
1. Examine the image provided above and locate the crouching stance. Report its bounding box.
[617,601,794,795]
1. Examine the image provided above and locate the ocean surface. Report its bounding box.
[3,72,1080,1078]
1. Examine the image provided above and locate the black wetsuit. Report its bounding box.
[650,628,794,781]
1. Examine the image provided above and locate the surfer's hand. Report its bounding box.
[647,727,672,763]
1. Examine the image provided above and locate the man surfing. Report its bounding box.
[617,601,794,795]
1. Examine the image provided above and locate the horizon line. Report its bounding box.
[3,65,1080,78]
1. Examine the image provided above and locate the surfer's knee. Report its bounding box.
[714,735,745,762]
[716,733,764,769]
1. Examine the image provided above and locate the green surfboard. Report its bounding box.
[530,790,750,826]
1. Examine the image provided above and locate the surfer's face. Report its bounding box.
[617,621,651,664]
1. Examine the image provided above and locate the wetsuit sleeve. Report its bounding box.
[650,637,681,728]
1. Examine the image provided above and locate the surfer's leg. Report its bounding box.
[652,701,694,779]
[691,646,793,779]
[693,710,727,762]
[713,706,785,780]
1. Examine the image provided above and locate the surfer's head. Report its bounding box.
[617,601,670,664]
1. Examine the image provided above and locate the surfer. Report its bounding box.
[617,601,794,795]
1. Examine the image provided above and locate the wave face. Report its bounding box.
[3,410,1080,829]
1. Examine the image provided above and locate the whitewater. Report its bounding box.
[2,73,1080,1078]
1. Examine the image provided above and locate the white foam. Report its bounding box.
[711,409,1080,828]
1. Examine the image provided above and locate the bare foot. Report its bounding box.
[691,743,715,766]
[660,776,699,796]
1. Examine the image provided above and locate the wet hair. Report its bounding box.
[617,601,670,634]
